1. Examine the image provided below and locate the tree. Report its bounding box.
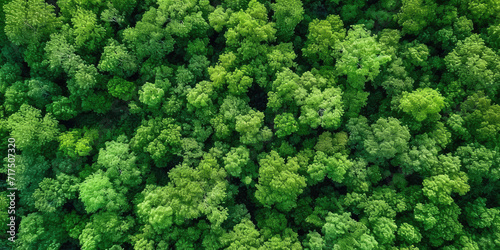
[122,8,175,62]
[79,170,128,213]
[7,104,59,153]
[347,116,410,164]
[79,212,135,250]
[235,109,270,144]
[302,15,345,65]
[460,92,500,143]
[3,0,61,46]
[321,212,379,249]
[58,128,98,158]
[271,0,304,41]
[97,136,142,189]
[223,146,250,177]
[422,173,470,205]
[274,113,299,138]
[139,82,165,108]
[297,86,344,130]
[136,154,228,232]
[106,77,136,101]
[396,0,436,35]
[444,35,500,98]
[255,151,306,212]
[130,117,182,167]
[33,174,79,213]
[307,151,353,184]
[71,8,107,52]
[336,24,391,89]
[98,39,139,78]
[220,218,263,249]
[399,88,446,122]
[16,213,68,249]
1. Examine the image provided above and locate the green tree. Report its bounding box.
[271,0,304,41]
[336,24,391,89]
[7,104,59,153]
[98,39,139,78]
[33,174,79,213]
[396,0,436,35]
[302,15,345,65]
[444,35,500,98]
[399,88,446,122]
[255,151,306,212]
[4,0,60,46]
[321,212,379,249]
[130,117,182,167]
[79,212,135,250]
[79,170,128,213]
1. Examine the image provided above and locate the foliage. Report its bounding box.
[1,0,499,248]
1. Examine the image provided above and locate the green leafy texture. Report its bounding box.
[44,33,99,94]
[220,218,263,249]
[396,0,436,35]
[348,116,411,164]
[97,137,142,188]
[307,151,353,184]
[297,87,344,130]
[399,88,446,122]
[58,128,98,158]
[379,58,414,96]
[137,154,228,232]
[98,39,138,78]
[106,77,136,101]
[139,82,165,108]
[302,14,345,65]
[460,92,500,143]
[267,43,298,73]
[444,35,500,97]
[32,174,79,213]
[16,213,67,249]
[464,198,500,229]
[322,212,379,249]
[401,41,430,69]
[271,0,304,41]
[223,146,250,177]
[456,143,499,184]
[397,223,422,245]
[464,0,500,27]
[267,68,300,111]
[79,170,128,213]
[226,69,253,95]
[336,24,391,89]
[131,117,182,166]
[274,113,298,138]
[414,202,464,247]
[422,173,470,205]
[0,62,22,96]
[235,109,269,144]
[225,0,276,48]
[79,212,135,250]
[259,228,302,249]
[3,80,29,114]
[24,78,60,109]
[210,95,250,139]
[122,8,175,62]
[255,151,306,212]
[3,0,61,46]
[7,104,59,153]
[71,8,107,51]
[45,95,78,120]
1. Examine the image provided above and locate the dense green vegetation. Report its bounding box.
[1,0,499,249]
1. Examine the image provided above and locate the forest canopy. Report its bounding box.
[1,0,499,249]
